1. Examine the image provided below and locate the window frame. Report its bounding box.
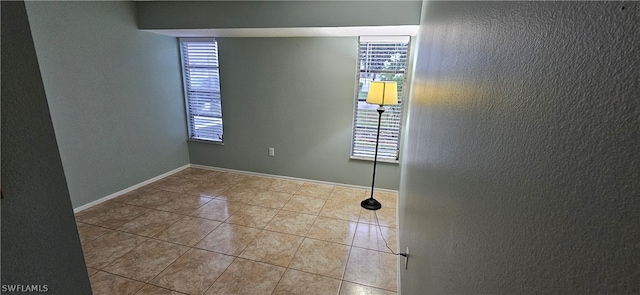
[179,37,225,144]
[350,36,411,163]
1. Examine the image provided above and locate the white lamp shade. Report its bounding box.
[366,81,398,106]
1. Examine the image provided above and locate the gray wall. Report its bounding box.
[1,2,91,292]
[400,1,639,294]
[25,1,189,208]
[189,37,400,189]
[136,1,421,29]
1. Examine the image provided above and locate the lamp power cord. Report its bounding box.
[373,209,408,258]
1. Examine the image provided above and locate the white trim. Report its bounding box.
[350,156,400,164]
[359,35,410,43]
[189,164,399,194]
[179,37,215,43]
[74,163,398,213]
[73,164,190,213]
[142,25,420,38]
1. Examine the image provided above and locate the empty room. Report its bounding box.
[2,1,638,295]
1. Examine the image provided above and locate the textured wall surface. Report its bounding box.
[136,1,421,29]
[188,37,400,189]
[1,2,92,292]
[400,1,639,293]
[25,1,189,208]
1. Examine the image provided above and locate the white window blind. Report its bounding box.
[180,38,224,142]
[351,36,410,161]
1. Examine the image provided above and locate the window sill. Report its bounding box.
[350,156,399,164]
[188,138,224,145]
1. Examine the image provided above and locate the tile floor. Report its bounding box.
[75,168,398,295]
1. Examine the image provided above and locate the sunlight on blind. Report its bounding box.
[352,37,409,161]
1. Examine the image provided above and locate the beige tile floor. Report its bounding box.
[76,168,398,295]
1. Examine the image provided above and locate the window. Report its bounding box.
[180,38,224,143]
[351,36,410,161]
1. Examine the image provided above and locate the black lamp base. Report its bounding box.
[361,198,382,210]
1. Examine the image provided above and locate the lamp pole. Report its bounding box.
[361,86,386,211]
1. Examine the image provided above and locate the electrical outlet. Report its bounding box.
[268,147,275,157]
[404,247,409,270]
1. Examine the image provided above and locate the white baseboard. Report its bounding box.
[189,164,399,194]
[73,164,190,213]
[74,163,397,213]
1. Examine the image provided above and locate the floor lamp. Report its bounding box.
[361,81,398,211]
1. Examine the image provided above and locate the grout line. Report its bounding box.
[258,186,288,295]
[143,246,192,292]
[201,255,239,295]
[338,192,376,295]
[339,240,355,294]
[91,270,150,293]
[271,186,336,294]
[141,284,190,295]
[81,170,397,294]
